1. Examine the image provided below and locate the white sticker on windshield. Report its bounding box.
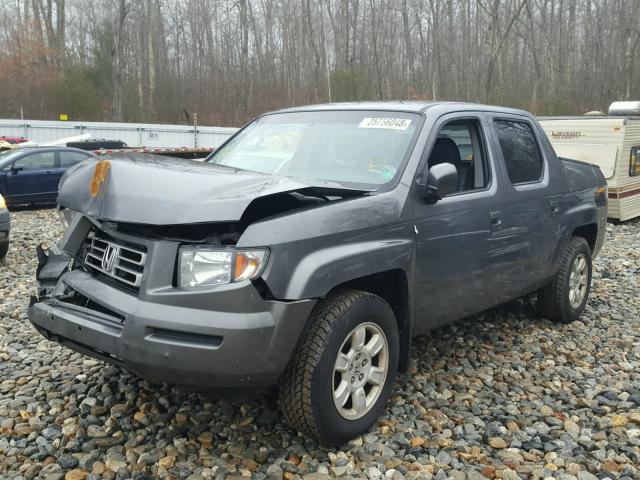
[358,117,412,130]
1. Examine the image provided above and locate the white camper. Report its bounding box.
[539,101,640,221]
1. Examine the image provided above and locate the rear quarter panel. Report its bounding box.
[557,158,608,257]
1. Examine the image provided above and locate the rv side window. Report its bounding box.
[631,146,639,177]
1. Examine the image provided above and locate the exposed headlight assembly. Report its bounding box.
[179,246,269,288]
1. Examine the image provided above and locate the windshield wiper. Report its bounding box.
[302,185,371,198]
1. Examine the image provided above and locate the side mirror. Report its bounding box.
[420,163,458,201]
[10,165,24,175]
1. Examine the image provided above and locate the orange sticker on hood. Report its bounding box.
[90,160,111,197]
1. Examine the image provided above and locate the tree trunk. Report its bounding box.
[111,0,130,122]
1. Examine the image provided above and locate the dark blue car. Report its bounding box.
[0,147,95,206]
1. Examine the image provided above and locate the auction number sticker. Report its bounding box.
[358,117,412,130]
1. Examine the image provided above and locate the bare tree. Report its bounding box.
[110,0,135,121]
[0,0,639,124]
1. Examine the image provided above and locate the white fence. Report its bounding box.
[0,119,238,148]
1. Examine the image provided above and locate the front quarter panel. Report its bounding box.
[238,186,415,300]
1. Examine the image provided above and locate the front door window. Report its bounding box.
[13,152,56,171]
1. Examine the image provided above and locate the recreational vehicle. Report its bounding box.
[539,101,640,221]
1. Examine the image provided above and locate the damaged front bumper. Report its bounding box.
[28,242,316,389]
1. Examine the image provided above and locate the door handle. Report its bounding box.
[490,211,502,230]
[550,200,560,214]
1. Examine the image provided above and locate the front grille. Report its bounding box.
[84,231,146,290]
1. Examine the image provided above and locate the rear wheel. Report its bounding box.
[279,290,399,446]
[0,241,8,260]
[538,237,592,323]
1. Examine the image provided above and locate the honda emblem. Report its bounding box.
[101,244,119,272]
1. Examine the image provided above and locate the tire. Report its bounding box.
[279,289,399,446]
[0,241,8,260]
[538,236,592,323]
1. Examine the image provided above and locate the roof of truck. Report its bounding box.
[273,101,532,116]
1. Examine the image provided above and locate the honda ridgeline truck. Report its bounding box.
[29,102,607,445]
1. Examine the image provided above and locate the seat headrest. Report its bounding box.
[429,137,461,167]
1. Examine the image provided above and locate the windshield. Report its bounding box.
[207,110,422,188]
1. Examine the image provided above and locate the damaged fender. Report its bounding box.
[239,185,416,301]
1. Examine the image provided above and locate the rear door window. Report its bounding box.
[58,151,90,168]
[494,120,543,184]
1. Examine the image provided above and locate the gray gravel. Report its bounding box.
[1,208,639,480]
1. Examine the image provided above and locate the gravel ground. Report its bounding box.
[1,208,639,480]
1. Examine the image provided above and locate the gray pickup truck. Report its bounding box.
[29,102,607,445]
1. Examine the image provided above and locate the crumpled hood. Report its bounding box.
[57,153,332,225]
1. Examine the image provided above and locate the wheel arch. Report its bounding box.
[571,223,598,252]
[327,269,412,373]
[551,202,602,271]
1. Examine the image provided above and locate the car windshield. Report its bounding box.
[206,110,422,188]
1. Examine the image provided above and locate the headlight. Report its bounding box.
[179,246,269,288]
[0,194,5,209]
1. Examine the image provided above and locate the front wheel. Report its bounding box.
[538,236,592,323]
[279,290,399,446]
